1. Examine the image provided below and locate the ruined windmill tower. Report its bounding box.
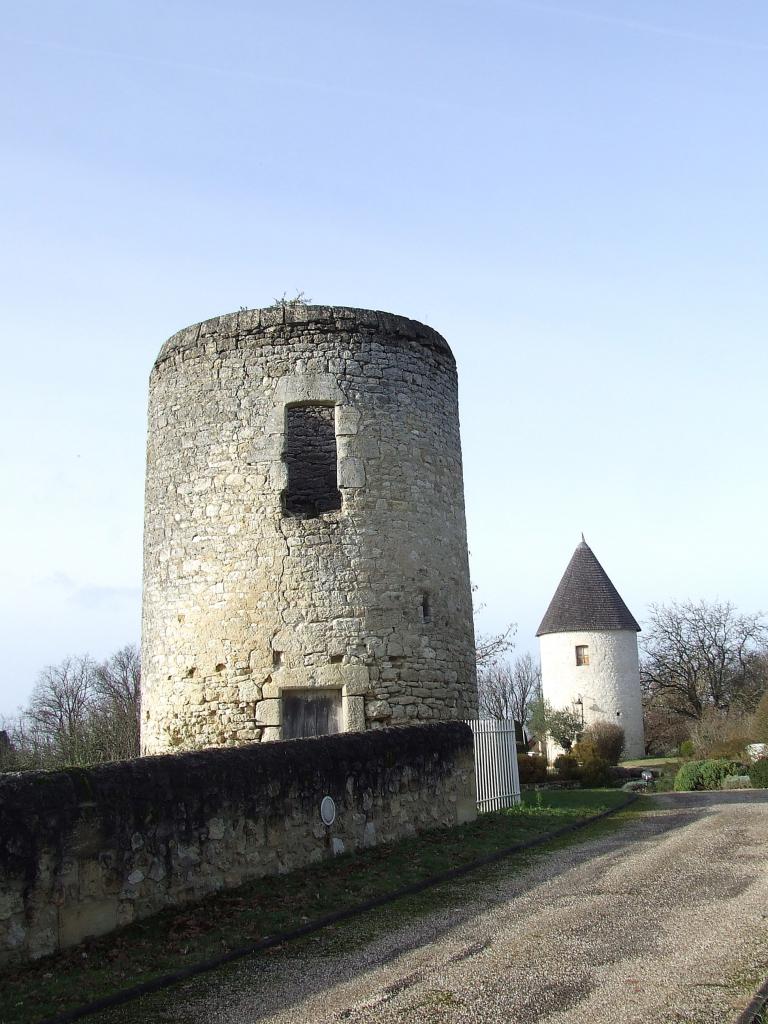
[141,305,478,754]
[536,538,644,759]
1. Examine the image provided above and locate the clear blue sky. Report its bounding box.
[1,0,766,715]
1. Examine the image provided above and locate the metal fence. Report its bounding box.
[466,718,521,812]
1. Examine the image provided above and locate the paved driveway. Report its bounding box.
[166,791,768,1024]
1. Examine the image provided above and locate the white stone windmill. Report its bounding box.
[536,538,645,760]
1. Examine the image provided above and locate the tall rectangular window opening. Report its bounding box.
[283,404,342,517]
[575,645,589,666]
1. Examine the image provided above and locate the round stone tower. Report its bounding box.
[141,305,477,754]
[536,539,645,760]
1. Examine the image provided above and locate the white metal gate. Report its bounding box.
[466,718,521,812]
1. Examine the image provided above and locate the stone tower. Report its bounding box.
[536,539,644,759]
[141,305,478,754]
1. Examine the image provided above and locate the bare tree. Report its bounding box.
[2,644,142,772]
[27,655,99,766]
[0,728,13,771]
[478,652,541,723]
[473,586,517,669]
[641,600,768,721]
[642,702,691,756]
[92,644,141,761]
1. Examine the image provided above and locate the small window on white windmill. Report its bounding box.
[575,645,589,666]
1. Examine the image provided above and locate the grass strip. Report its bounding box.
[3,789,634,1024]
[736,977,768,1024]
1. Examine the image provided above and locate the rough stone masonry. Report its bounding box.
[0,723,477,964]
[141,305,478,753]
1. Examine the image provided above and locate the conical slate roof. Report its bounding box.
[536,540,640,636]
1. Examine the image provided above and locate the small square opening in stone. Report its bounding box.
[282,404,342,517]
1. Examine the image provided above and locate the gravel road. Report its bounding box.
[168,791,768,1024]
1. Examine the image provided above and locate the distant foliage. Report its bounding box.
[474,622,517,672]
[573,721,625,766]
[721,774,752,790]
[673,759,742,792]
[517,754,548,784]
[748,759,768,789]
[553,754,580,781]
[579,755,612,787]
[528,699,583,752]
[687,708,754,761]
[753,689,768,744]
[477,652,541,725]
[642,704,691,757]
[641,600,768,721]
[0,645,141,771]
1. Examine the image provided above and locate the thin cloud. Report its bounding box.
[38,572,139,610]
[0,30,500,120]
[42,571,77,591]
[74,585,141,611]
[507,0,768,54]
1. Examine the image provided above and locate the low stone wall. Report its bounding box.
[0,722,475,966]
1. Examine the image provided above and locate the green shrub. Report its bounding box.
[573,721,625,766]
[748,758,768,789]
[517,754,548,784]
[580,755,612,787]
[679,740,695,758]
[699,759,742,789]
[553,754,580,781]
[674,761,700,791]
[674,759,741,791]
[721,774,751,790]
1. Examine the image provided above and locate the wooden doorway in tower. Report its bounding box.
[282,688,343,739]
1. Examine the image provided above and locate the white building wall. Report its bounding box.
[539,629,645,760]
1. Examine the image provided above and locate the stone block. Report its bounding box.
[58,899,118,947]
[343,695,366,732]
[341,664,371,695]
[335,405,361,435]
[456,794,477,825]
[338,457,365,488]
[0,891,23,922]
[363,821,376,848]
[313,664,345,687]
[254,698,281,726]
[365,699,392,721]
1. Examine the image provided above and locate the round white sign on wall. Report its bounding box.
[320,795,336,826]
